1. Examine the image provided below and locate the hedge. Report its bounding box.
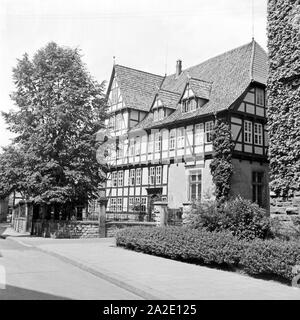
[116,226,300,283]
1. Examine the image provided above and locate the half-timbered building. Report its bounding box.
[103,39,269,220]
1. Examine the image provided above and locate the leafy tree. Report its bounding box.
[0,144,27,198]
[0,42,106,207]
[267,0,300,197]
[209,119,234,203]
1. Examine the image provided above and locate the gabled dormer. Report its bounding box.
[150,89,180,122]
[153,98,166,121]
[180,78,212,113]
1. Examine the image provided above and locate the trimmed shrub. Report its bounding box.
[240,238,300,281]
[116,226,245,267]
[116,226,300,282]
[186,196,271,240]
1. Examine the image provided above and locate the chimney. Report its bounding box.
[176,59,182,77]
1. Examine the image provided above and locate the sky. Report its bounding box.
[0,0,268,148]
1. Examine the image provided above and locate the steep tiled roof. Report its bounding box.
[250,40,268,84]
[113,65,164,112]
[116,39,267,131]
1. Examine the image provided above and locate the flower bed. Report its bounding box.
[116,226,300,283]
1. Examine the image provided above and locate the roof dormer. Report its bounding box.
[150,89,180,121]
[180,78,212,113]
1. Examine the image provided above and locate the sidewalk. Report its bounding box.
[12,237,300,300]
[0,224,30,238]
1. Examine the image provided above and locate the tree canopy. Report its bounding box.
[0,42,107,205]
[267,0,300,197]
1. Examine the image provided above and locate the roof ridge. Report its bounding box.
[167,41,253,78]
[249,38,256,81]
[189,77,213,84]
[159,88,181,95]
[115,64,164,79]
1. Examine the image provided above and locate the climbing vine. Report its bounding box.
[209,119,234,203]
[267,0,300,197]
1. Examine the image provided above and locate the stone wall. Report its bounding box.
[271,214,300,240]
[31,220,100,238]
[106,221,156,238]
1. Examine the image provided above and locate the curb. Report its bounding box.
[10,237,175,300]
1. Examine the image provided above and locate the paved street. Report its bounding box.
[2,234,300,300]
[0,236,141,300]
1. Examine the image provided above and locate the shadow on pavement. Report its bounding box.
[0,284,70,300]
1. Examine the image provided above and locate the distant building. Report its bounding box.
[104,39,269,220]
[0,197,9,222]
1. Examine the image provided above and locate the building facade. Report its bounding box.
[103,39,269,220]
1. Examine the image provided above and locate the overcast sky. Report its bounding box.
[0,0,267,148]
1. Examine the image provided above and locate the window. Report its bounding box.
[256,88,265,106]
[252,172,264,206]
[136,168,142,185]
[177,128,185,148]
[156,166,162,185]
[133,198,141,211]
[148,133,154,153]
[118,171,123,187]
[109,116,115,129]
[189,172,201,201]
[153,109,158,121]
[189,99,197,111]
[182,98,197,113]
[149,167,155,185]
[158,108,165,120]
[135,137,141,156]
[195,123,204,145]
[254,123,263,146]
[115,113,123,130]
[244,120,252,143]
[155,132,161,152]
[205,121,214,143]
[117,198,123,212]
[129,138,135,156]
[112,172,117,187]
[117,143,123,158]
[110,198,117,212]
[129,197,134,210]
[169,129,176,150]
[129,169,135,186]
[141,197,147,212]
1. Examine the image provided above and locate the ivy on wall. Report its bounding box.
[267,0,300,197]
[209,119,234,203]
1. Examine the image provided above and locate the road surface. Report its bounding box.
[0,236,141,300]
